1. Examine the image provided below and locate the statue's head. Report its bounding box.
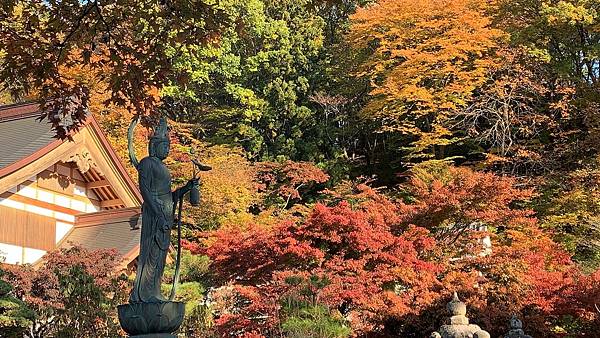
[149,117,170,160]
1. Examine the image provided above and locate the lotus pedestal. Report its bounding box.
[118,301,185,337]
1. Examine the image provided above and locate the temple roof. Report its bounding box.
[59,207,142,268]
[0,102,58,170]
[0,101,142,205]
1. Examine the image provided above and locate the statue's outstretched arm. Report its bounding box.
[171,160,207,201]
[172,178,198,201]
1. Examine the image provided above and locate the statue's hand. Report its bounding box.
[172,178,199,200]
[161,220,172,232]
[185,178,199,191]
[158,208,172,232]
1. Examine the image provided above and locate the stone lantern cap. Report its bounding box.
[447,292,467,317]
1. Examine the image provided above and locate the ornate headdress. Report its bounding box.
[151,117,169,141]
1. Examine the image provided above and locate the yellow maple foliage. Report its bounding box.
[349,0,507,158]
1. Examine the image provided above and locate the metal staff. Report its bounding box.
[169,159,211,300]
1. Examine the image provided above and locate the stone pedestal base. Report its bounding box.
[438,323,483,338]
[118,301,185,337]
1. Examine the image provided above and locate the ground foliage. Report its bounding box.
[0,268,33,338]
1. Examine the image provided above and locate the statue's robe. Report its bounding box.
[130,156,173,303]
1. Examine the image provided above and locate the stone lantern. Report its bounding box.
[504,315,532,338]
[430,292,490,338]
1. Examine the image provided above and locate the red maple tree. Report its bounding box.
[192,166,600,336]
[2,246,127,338]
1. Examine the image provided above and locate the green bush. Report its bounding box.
[282,305,351,338]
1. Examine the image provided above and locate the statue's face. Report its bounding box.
[154,139,170,160]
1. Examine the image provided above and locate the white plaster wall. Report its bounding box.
[0,243,46,264]
[56,221,74,244]
[0,243,22,264]
[0,168,110,265]
[23,247,46,264]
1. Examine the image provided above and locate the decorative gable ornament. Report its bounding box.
[66,149,102,175]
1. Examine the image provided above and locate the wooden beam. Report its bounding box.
[100,198,123,208]
[0,133,84,194]
[87,179,110,189]
[84,123,142,206]
[0,192,79,215]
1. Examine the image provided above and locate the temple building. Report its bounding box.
[0,102,142,269]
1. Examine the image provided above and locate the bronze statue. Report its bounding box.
[129,117,194,303]
[118,116,209,337]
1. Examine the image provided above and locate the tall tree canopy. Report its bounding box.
[0,0,366,161]
[347,0,506,161]
[164,0,327,159]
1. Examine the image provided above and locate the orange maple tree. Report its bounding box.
[398,163,536,248]
[348,0,506,159]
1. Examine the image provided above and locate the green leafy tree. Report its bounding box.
[498,0,600,85]
[534,164,600,272]
[0,268,33,338]
[493,0,600,170]
[164,0,328,160]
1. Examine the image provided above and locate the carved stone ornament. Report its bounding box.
[504,315,533,338]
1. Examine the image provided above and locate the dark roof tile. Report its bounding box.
[0,110,56,169]
[59,208,141,258]
[0,102,81,170]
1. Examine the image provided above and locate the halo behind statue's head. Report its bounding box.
[128,115,170,166]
